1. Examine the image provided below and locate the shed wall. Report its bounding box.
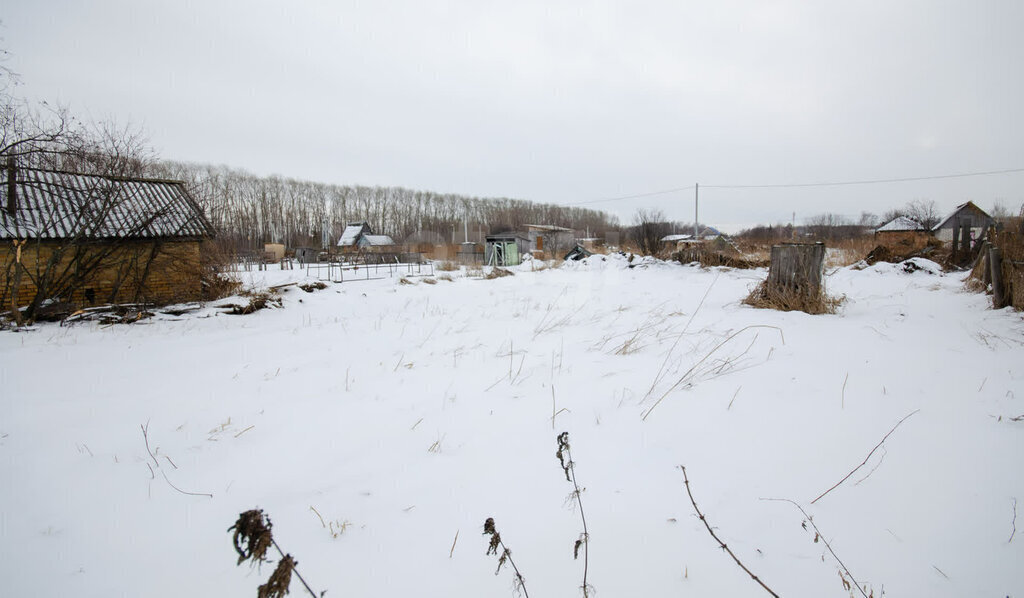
[2,239,203,309]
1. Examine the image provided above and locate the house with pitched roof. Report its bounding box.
[1,164,215,313]
[336,221,396,253]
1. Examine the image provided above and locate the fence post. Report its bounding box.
[979,241,991,287]
[990,246,1007,308]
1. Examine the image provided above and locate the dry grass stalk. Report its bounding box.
[743,280,843,315]
[485,267,515,280]
[229,509,322,597]
[642,325,784,420]
[760,497,871,598]
[810,409,920,504]
[229,509,274,567]
[680,466,780,597]
[556,432,592,597]
[435,260,458,271]
[482,518,529,598]
[258,555,295,598]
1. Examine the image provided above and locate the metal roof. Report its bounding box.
[1,167,214,240]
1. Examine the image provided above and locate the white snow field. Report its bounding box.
[2,254,1023,597]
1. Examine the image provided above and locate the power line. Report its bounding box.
[566,166,1024,207]
[704,167,1024,189]
[568,185,695,206]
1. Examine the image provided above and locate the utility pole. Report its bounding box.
[694,183,699,239]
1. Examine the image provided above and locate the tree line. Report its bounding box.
[152,161,620,252]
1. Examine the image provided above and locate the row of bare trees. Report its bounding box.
[153,161,620,252]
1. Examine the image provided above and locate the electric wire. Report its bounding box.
[566,166,1024,207]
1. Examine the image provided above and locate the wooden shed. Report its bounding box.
[485,233,529,266]
[933,202,993,245]
[1,165,215,311]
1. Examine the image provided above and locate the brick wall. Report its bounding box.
[2,239,203,309]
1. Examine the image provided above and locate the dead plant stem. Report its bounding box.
[270,539,319,598]
[1010,498,1018,543]
[680,466,779,597]
[760,497,868,598]
[811,409,919,504]
[643,325,784,421]
[566,443,590,597]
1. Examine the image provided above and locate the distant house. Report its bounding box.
[875,216,930,251]
[336,221,396,253]
[526,224,575,258]
[1,166,215,311]
[661,227,725,249]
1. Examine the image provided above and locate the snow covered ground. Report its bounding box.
[2,254,1023,597]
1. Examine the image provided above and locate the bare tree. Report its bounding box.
[2,62,212,321]
[631,208,671,255]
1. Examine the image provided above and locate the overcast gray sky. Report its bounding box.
[4,0,1024,231]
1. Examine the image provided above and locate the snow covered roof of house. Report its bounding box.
[0,167,213,240]
[525,224,573,232]
[662,227,724,243]
[338,222,370,246]
[362,234,395,246]
[876,216,925,233]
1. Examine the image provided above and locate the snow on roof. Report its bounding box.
[0,167,213,240]
[338,223,368,246]
[363,235,395,246]
[661,234,693,242]
[876,216,925,232]
[525,224,573,232]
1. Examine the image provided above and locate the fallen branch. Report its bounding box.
[760,497,868,598]
[810,409,919,504]
[679,466,780,597]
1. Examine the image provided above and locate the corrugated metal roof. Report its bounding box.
[0,167,214,240]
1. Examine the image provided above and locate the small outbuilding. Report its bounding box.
[485,232,529,266]
[932,201,993,245]
[526,224,575,259]
[874,217,930,251]
[932,201,994,262]
[1,165,215,311]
